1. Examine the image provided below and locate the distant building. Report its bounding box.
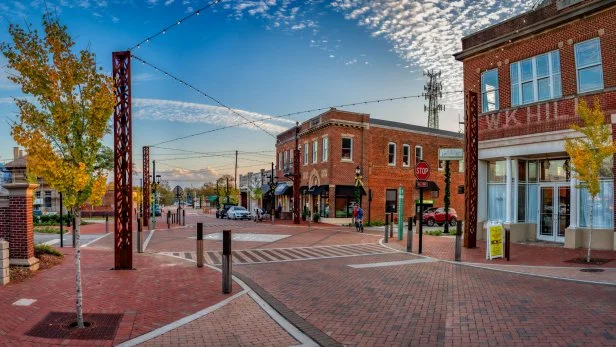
[239,169,273,213]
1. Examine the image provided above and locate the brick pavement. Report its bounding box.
[0,247,240,346]
[235,252,616,346]
[140,294,299,347]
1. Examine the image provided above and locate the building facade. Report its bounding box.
[239,169,271,213]
[275,109,465,224]
[455,0,616,249]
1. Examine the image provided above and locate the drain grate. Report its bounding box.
[26,312,123,340]
[580,268,605,273]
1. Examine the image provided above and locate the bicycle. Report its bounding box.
[355,218,364,233]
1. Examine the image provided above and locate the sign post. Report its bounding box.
[397,187,404,240]
[414,161,430,254]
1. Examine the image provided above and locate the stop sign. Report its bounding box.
[415,161,430,181]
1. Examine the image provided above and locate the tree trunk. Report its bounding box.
[74,208,85,328]
[587,201,593,263]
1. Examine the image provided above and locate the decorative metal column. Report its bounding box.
[293,123,300,224]
[464,91,478,248]
[113,51,133,269]
[142,146,150,228]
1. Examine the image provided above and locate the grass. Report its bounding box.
[35,244,64,257]
[425,230,443,236]
[34,226,61,234]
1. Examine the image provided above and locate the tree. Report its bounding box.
[2,16,114,327]
[564,99,616,263]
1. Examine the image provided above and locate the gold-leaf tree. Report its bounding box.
[564,99,616,263]
[1,15,114,327]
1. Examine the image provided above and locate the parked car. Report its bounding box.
[216,203,237,219]
[423,208,457,227]
[227,206,250,220]
[251,208,265,221]
[154,205,161,217]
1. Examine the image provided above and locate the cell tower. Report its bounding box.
[423,70,445,129]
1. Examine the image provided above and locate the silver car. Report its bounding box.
[227,206,250,220]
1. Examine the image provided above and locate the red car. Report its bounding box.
[423,208,457,227]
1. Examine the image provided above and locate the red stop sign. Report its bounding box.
[415,161,430,181]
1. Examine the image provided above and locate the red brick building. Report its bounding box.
[275,108,464,224]
[454,0,616,250]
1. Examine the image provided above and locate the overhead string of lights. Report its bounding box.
[128,0,223,51]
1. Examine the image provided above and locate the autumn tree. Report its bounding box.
[564,99,616,263]
[1,16,114,327]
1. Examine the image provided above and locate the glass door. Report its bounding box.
[556,186,570,242]
[538,185,569,242]
[539,187,554,240]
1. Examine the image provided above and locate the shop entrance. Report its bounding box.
[538,185,569,242]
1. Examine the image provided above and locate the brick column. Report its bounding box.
[1,240,9,285]
[329,185,336,218]
[3,183,39,271]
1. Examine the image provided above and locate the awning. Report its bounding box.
[207,196,218,202]
[335,185,366,196]
[261,184,271,193]
[427,181,439,191]
[274,183,291,196]
[417,181,439,191]
[308,185,326,195]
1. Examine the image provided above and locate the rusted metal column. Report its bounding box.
[113,51,133,269]
[293,123,301,224]
[464,91,478,249]
[143,146,150,228]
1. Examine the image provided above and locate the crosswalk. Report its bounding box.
[159,243,398,265]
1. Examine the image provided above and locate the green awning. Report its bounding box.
[207,196,218,202]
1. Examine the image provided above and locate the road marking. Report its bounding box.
[12,299,36,306]
[348,258,436,268]
[82,233,112,248]
[143,230,155,252]
[42,239,60,246]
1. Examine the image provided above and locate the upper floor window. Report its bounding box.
[388,143,396,166]
[481,69,499,112]
[322,137,328,161]
[414,146,423,166]
[283,151,288,168]
[575,38,604,93]
[402,144,410,167]
[278,152,282,171]
[312,140,318,164]
[303,143,308,165]
[342,137,352,161]
[511,50,561,106]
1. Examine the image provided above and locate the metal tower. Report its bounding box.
[422,70,445,129]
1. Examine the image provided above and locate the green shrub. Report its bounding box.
[425,230,443,236]
[34,244,64,257]
[34,226,60,234]
[365,221,385,227]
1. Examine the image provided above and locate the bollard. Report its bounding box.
[389,213,394,238]
[418,214,423,255]
[505,226,510,261]
[384,214,389,243]
[407,216,413,252]
[137,217,143,253]
[72,216,76,248]
[455,222,462,262]
[183,209,186,226]
[222,229,232,294]
[196,223,204,267]
[105,214,109,233]
[167,211,171,229]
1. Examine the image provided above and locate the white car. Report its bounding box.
[227,206,250,220]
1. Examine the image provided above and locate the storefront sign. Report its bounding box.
[438,148,464,161]
[414,161,430,181]
[397,187,404,241]
[486,222,504,260]
[416,181,429,188]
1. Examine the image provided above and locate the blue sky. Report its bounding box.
[0,0,536,187]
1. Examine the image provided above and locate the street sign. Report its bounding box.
[438,148,464,161]
[416,181,429,188]
[414,161,430,181]
[174,185,183,196]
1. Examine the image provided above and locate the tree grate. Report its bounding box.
[26,312,123,340]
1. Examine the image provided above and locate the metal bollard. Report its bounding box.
[72,216,76,248]
[384,214,389,243]
[407,216,413,252]
[389,213,394,238]
[105,214,109,233]
[167,211,171,229]
[183,209,186,226]
[196,223,204,267]
[455,222,462,262]
[505,226,510,261]
[222,229,232,294]
[137,217,143,253]
[418,215,423,255]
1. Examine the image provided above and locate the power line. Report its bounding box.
[129,0,223,51]
[132,54,277,139]
[149,90,464,146]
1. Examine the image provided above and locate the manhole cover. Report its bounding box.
[580,268,605,273]
[26,312,123,340]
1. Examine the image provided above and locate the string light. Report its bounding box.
[133,54,277,139]
[128,0,222,51]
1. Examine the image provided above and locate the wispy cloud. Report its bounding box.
[133,98,294,133]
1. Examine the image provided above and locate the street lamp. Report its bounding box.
[354,166,362,206]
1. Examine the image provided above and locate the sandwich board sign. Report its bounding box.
[486,221,504,260]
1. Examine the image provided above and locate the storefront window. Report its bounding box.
[488,161,506,183]
[488,161,505,222]
[320,190,329,218]
[335,196,352,218]
[517,160,538,223]
[540,159,570,181]
[579,157,613,228]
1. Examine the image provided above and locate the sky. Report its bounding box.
[0,0,538,188]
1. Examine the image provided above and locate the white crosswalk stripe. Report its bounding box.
[158,243,398,265]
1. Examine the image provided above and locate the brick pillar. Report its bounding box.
[329,185,336,219]
[0,240,9,285]
[3,183,39,271]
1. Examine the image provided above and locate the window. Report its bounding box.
[517,160,538,223]
[341,138,352,160]
[283,151,288,171]
[402,144,410,167]
[487,161,506,222]
[459,159,464,173]
[303,143,308,165]
[385,189,397,213]
[575,38,604,93]
[312,141,318,164]
[579,157,613,228]
[481,69,499,112]
[511,50,561,106]
[35,191,41,198]
[44,191,52,208]
[322,137,328,161]
[438,160,446,171]
[414,146,423,166]
[388,143,396,166]
[278,152,282,171]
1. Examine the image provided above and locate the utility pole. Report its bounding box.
[293,122,300,224]
[152,160,156,229]
[234,150,238,190]
[423,69,445,129]
[226,176,230,204]
[271,162,275,223]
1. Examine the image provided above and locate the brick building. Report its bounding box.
[275,108,464,224]
[454,0,616,249]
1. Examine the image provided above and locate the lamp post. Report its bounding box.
[354,166,362,206]
[152,173,161,229]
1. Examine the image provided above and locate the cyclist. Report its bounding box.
[356,205,364,233]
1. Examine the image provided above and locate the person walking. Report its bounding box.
[356,205,364,233]
[352,203,359,226]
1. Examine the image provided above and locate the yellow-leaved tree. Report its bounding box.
[1,15,114,327]
[564,99,616,263]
